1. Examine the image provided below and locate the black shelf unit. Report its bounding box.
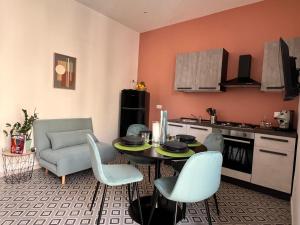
[119,89,150,137]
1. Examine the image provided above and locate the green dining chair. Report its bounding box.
[148,151,223,225]
[126,124,155,182]
[87,134,144,225]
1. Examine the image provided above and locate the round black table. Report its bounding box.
[112,139,206,225]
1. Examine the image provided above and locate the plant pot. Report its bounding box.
[26,139,32,151]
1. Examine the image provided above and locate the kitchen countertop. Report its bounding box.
[168,119,297,138]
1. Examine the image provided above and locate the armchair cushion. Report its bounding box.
[47,129,96,150]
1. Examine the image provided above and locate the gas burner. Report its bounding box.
[216,121,255,129]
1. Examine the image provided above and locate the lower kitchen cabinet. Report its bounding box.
[251,133,296,193]
[186,125,212,143]
[167,122,187,136]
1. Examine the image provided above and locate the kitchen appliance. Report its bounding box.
[119,89,150,137]
[274,110,292,129]
[221,55,261,87]
[213,121,255,181]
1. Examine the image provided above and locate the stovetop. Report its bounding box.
[214,121,256,130]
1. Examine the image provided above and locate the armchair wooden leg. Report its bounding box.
[204,199,212,225]
[61,176,65,185]
[213,194,220,215]
[90,181,100,211]
[45,169,48,175]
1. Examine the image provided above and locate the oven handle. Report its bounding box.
[223,137,251,144]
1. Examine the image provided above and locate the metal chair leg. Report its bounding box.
[213,194,220,215]
[204,199,212,225]
[127,184,132,204]
[135,182,144,225]
[173,201,178,225]
[97,184,107,225]
[147,189,159,225]
[90,181,100,211]
[182,203,186,219]
[148,165,151,182]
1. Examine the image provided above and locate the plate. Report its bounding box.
[176,134,196,144]
[161,141,189,153]
[120,136,144,146]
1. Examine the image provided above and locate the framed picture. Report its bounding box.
[53,53,76,90]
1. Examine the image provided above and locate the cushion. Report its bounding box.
[47,129,97,150]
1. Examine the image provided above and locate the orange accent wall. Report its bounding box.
[138,0,300,127]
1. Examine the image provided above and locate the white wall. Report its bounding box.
[292,99,300,225]
[0,0,139,174]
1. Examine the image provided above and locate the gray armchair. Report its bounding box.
[33,118,117,184]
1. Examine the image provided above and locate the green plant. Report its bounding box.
[3,109,38,140]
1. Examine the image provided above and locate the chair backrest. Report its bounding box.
[86,134,109,184]
[170,151,223,203]
[126,124,149,136]
[203,133,224,152]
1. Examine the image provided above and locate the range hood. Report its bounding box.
[221,55,261,88]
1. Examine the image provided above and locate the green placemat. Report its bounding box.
[188,141,202,147]
[155,147,195,158]
[114,142,151,151]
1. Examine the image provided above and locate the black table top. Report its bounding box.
[112,139,207,161]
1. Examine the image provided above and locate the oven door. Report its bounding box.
[222,135,254,174]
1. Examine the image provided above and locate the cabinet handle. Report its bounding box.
[177,87,192,90]
[259,149,288,156]
[260,136,288,143]
[198,87,217,90]
[266,86,284,89]
[190,126,208,131]
[169,124,183,128]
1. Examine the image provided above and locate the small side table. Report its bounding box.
[2,149,35,184]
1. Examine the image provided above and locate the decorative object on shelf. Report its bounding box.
[2,149,35,184]
[3,109,38,153]
[136,81,146,91]
[54,53,76,90]
[206,107,217,124]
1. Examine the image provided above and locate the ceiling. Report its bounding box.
[75,0,263,33]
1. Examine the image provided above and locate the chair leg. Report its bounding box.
[148,165,151,182]
[90,181,100,211]
[127,184,132,204]
[213,194,220,215]
[97,184,107,225]
[182,203,186,219]
[45,168,48,175]
[204,199,212,225]
[135,182,144,225]
[173,202,178,225]
[147,189,159,225]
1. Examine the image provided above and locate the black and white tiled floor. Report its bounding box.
[0,156,291,225]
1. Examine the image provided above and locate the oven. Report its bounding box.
[213,127,254,176]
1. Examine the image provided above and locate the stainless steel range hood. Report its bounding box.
[221,55,261,88]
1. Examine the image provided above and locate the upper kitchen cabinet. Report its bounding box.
[175,48,228,92]
[261,37,300,91]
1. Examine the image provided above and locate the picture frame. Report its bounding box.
[53,53,76,90]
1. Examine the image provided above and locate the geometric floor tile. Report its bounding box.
[0,155,291,225]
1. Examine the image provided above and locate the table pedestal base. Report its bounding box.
[129,196,183,225]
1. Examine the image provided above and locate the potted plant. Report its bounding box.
[3,109,38,152]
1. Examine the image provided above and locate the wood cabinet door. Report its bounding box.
[167,123,187,136]
[251,146,294,193]
[195,49,224,92]
[186,125,212,143]
[261,37,300,91]
[174,53,197,91]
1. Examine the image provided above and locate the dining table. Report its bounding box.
[112,138,207,225]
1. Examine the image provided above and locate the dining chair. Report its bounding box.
[148,151,223,225]
[126,124,155,182]
[170,133,224,216]
[87,134,144,225]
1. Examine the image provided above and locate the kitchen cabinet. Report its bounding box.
[251,133,296,193]
[186,125,212,143]
[175,48,228,92]
[261,37,300,91]
[167,122,212,143]
[167,122,187,136]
